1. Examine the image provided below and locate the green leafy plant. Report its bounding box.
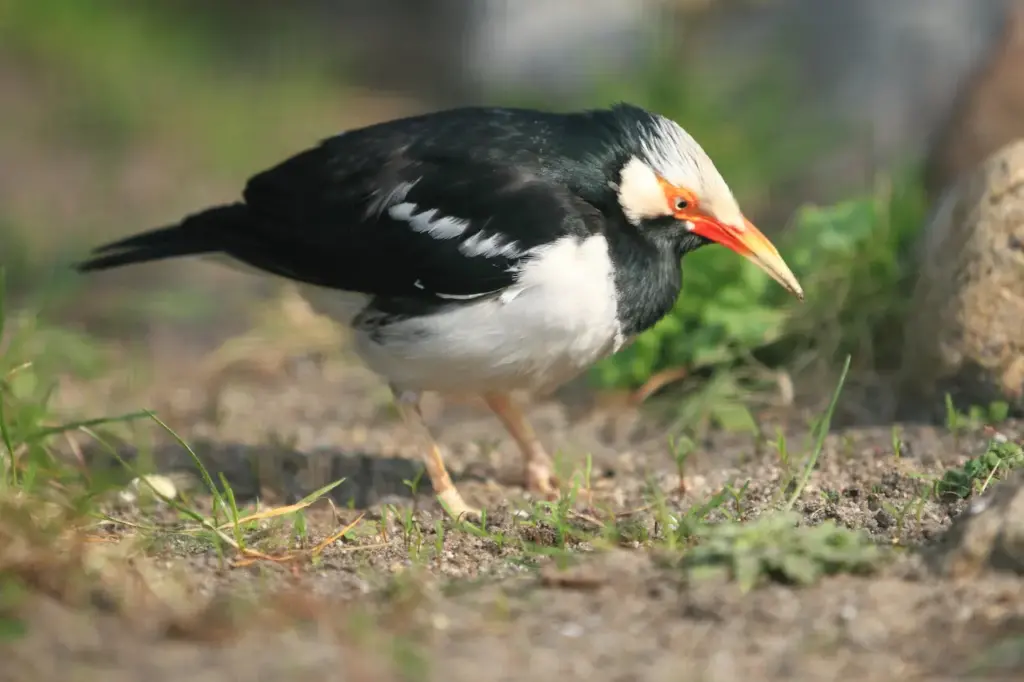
[681,512,885,592]
[934,438,1024,501]
[945,395,1011,436]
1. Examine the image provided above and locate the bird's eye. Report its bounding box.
[674,198,689,211]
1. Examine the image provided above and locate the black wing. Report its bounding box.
[233,142,600,302]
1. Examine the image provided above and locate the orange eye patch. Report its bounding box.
[657,177,699,216]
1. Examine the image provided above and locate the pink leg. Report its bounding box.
[484,393,560,499]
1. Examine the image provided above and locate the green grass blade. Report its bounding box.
[0,266,6,340]
[25,410,150,442]
[145,409,229,518]
[0,268,18,486]
[784,354,851,511]
[219,471,243,548]
[0,390,15,487]
[82,425,228,560]
[294,478,346,506]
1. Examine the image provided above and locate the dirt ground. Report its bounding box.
[4,330,1024,682]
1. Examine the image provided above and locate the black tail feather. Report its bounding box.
[75,243,203,272]
[74,203,246,273]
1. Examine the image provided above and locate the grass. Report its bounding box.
[0,273,365,582]
[945,394,1012,439]
[1,265,361,562]
[1,272,145,496]
[782,355,850,512]
[0,489,413,678]
[425,353,894,593]
[1,266,429,678]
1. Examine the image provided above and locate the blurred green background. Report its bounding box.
[0,0,946,427]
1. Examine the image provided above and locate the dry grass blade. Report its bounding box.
[214,478,348,531]
[4,361,33,379]
[567,510,606,528]
[81,426,267,562]
[616,502,659,518]
[231,513,376,568]
[310,513,365,556]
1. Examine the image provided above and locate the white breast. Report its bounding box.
[349,235,625,395]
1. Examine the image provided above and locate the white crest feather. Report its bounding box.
[630,114,744,228]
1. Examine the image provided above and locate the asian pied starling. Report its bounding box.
[76,103,803,520]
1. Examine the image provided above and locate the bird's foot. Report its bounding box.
[437,488,482,522]
[525,459,561,501]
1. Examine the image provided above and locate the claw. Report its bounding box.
[525,460,560,500]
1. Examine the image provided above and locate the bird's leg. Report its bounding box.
[484,393,560,499]
[392,389,481,521]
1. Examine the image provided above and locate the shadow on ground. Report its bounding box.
[80,439,491,509]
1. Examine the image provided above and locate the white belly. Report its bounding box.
[301,235,626,395]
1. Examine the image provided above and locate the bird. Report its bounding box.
[75,102,803,520]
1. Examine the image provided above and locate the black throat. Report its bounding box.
[604,222,708,337]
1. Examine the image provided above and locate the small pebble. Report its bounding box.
[560,622,584,638]
[119,474,179,504]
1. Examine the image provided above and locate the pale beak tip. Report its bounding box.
[783,277,805,302]
[762,259,804,302]
[736,216,804,302]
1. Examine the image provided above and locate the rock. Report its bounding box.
[898,139,1024,416]
[924,2,1024,201]
[928,471,1024,579]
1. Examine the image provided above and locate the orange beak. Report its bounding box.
[688,214,804,300]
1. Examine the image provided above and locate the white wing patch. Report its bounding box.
[385,197,524,299]
[459,232,522,259]
[388,202,470,239]
[366,180,419,219]
[383,193,522,260]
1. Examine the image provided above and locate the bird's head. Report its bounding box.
[610,107,803,300]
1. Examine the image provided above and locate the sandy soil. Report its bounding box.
[3,337,1024,682]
